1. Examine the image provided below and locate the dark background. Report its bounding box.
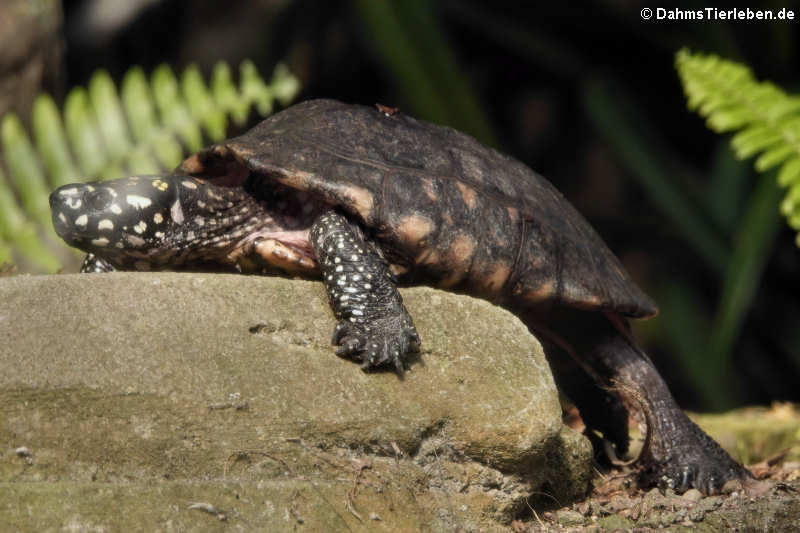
[54,0,800,411]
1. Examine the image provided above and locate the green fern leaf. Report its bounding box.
[676,49,800,245]
[0,61,301,273]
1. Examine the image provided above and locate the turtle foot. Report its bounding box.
[639,417,752,495]
[331,313,420,373]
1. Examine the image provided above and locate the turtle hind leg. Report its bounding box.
[568,312,751,494]
[310,211,420,372]
[539,338,632,460]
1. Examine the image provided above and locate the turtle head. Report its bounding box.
[50,174,275,271]
[50,176,184,267]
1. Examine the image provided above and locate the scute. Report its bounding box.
[184,99,657,318]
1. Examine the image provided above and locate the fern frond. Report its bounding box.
[0,61,300,273]
[676,49,800,246]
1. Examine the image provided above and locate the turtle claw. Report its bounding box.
[640,423,752,495]
[330,315,420,373]
[652,463,715,495]
[658,465,696,495]
[650,457,748,495]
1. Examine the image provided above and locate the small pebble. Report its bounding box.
[722,479,744,494]
[682,488,703,502]
[15,447,31,457]
[555,509,585,527]
[14,447,33,464]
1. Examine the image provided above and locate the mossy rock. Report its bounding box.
[0,273,592,532]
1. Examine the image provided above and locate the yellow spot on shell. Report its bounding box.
[414,248,440,266]
[152,179,169,192]
[456,182,477,209]
[345,185,374,222]
[438,233,477,288]
[476,263,511,294]
[421,178,437,202]
[517,281,555,302]
[397,215,435,247]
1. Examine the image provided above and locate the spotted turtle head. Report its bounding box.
[50,171,327,273]
[50,174,255,270]
[50,175,181,252]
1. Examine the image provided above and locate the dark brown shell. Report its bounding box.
[181,99,657,318]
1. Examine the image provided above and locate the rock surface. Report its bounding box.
[0,273,592,532]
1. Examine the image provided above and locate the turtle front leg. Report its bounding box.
[81,253,116,273]
[310,211,420,372]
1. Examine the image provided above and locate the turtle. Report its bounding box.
[49,98,751,494]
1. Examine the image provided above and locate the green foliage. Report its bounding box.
[584,75,782,411]
[0,61,300,273]
[676,49,800,246]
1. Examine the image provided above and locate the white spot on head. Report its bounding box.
[98,219,114,231]
[126,195,152,209]
[154,231,165,239]
[57,212,67,224]
[91,237,109,247]
[133,221,147,234]
[75,214,88,227]
[65,197,82,210]
[58,187,78,196]
[181,180,198,189]
[194,216,205,227]
[153,213,164,224]
[109,204,122,215]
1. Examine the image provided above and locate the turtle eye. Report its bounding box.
[87,189,114,211]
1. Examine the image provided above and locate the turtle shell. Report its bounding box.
[180,99,657,319]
